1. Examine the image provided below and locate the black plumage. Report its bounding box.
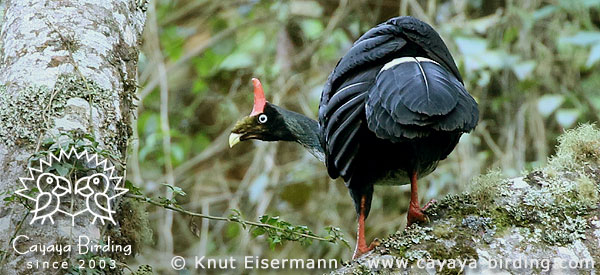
[230,16,478,259]
[318,17,477,214]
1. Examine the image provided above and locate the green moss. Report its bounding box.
[132,264,154,275]
[106,198,153,261]
[431,223,452,239]
[486,206,512,234]
[438,125,600,246]
[352,264,372,275]
[575,174,599,205]
[380,221,479,262]
[366,124,600,272]
[467,169,506,207]
[547,124,600,172]
[428,193,479,220]
[380,225,434,257]
[426,239,477,274]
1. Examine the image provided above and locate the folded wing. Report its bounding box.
[366,57,478,141]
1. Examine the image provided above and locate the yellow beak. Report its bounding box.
[229,133,242,148]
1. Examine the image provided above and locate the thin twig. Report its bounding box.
[147,1,175,254]
[0,209,30,266]
[124,193,332,242]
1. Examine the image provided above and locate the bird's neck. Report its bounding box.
[273,105,325,163]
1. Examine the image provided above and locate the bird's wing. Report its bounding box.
[320,68,379,180]
[385,16,463,83]
[92,193,114,215]
[366,57,478,141]
[318,16,477,180]
[31,193,54,218]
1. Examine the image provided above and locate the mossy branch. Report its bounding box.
[335,124,600,274]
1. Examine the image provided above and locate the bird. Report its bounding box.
[75,173,117,225]
[229,16,478,259]
[29,173,71,225]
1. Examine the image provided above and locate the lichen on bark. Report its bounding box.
[0,74,131,155]
[0,0,147,273]
[335,124,600,274]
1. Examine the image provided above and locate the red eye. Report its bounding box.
[258,114,268,124]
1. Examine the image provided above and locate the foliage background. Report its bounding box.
[130,0,600,272]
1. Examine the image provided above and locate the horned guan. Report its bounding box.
[229,16,479,259]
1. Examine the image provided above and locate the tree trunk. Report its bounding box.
[0,0,146,273]
[334,125,600,274]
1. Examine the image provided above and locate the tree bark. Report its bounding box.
[0,0,146,273]
[334,125,600,274]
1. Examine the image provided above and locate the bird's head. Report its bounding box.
[229,78,294,148]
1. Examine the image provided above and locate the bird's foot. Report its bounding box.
[422,199,438,211]
[352,238,381,259]
[407,199,437,226]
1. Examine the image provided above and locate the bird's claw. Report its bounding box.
[369,238,381,249]
[407,199,438,226]
[407,207,428,226]
[352,238,381,259]
[422,199,438,211]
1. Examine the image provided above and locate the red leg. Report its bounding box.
[352,195,380,259]
[407,171,435,226]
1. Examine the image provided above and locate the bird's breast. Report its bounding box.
[372,160,439,186]
[374,169,410,186]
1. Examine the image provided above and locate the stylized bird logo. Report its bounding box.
[17,148,127,225]
[75,173,120,225]
[29,173,71,224]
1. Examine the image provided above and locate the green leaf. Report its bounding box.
[42,137,55,147]
[555,109,580,128]
[194,133,211,152]
[455,37,488,55]
[194,50,226,77]
[53,163,70,177]
[560,31,600,46]
[171,144,185,164]
[158,196,178,206]
[162,183,187,196]
[252,227,266,237]
[586,43,600,68]
[512,60,536,80]
[537,95,565,117]
[503,27,519,44]
[219,52,253,70]
[240,32,266,53]
[300,19,324,40]
[124,180,142,195]
[160,26,185,60]
[533,5,557,20]
[192,79,207,94]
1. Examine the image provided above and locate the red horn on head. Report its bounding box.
[250,78,266,116]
